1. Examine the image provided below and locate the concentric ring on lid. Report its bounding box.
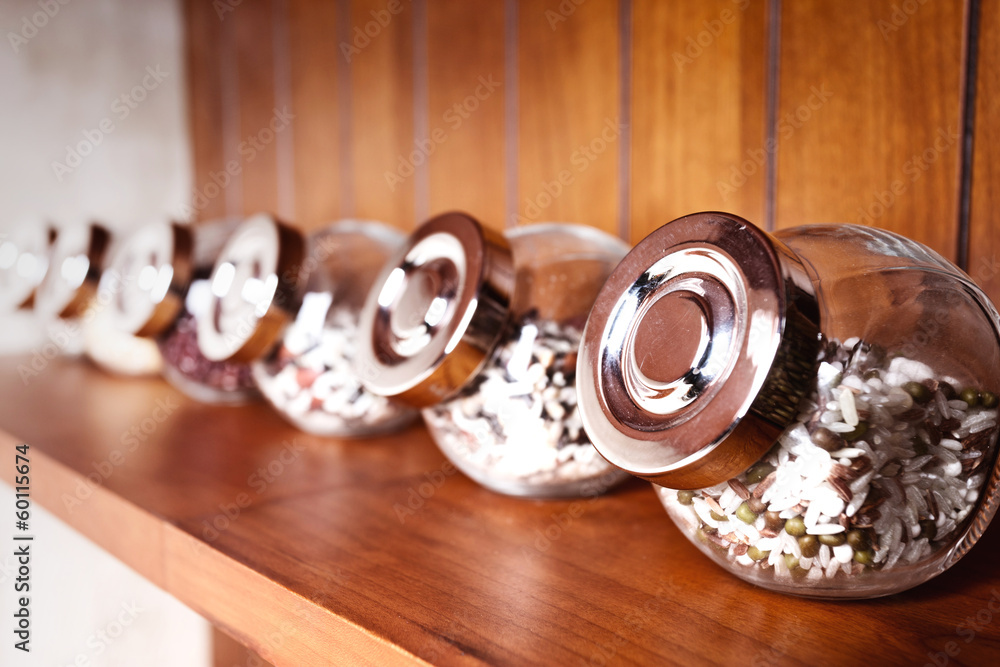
[357,212,515,407]
[577,212,815,489]
[197,213,305,363]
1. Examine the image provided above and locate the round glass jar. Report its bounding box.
[358,212,631,498]
[33,221,163,376]
[100,219,255,400]
[577,212,1000,598]
[197,214,415,436]
[0,224,53,353]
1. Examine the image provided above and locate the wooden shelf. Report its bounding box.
[3,354,1000,665]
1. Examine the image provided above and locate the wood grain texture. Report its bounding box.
[630,0,768,243]
[774,0,966,259]
[968,1,1000,303]
[5,355,1000,665]
[287,0,341,232]
[235,0,281,217]
[348,0,416,230]
[516,0,620,235]
[184,0,228,222]
[213,626,276,667]
[426,0,506,231]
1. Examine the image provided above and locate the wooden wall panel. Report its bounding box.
[426,0,506,231]
[775,0,965,259]
[288,0,341,231]
[630,0,768,243]
[184,0,227,222]
[969,1,1000,302]
[235,1,281,216]
[516,0,620,236]
[348,0,416,230]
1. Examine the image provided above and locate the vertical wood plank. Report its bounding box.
[426,0,506,231]
[235,0,281,216]
[630,0,768,243]
[184,0,228,222]
[287,0,340,232]
[517,0,620,235]
[775,0,965,259]
[348,0,416,230]
[968,1,999,301]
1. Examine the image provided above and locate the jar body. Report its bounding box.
[656,224,1000,597]
[157,221,257,403]
[422,224,630,498]
[251,222,416,436]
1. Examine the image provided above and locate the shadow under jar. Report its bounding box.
[197,214,416,437]
[577,212,1000,599]
[358,212,631,498]
[99,218,256,400]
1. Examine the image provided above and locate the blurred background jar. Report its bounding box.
[197,213,415,436]
[577,211,1000,598]
[32,221,155,369]
[0,223,54,353]
[97,218,254,401]
[358,212,630,498]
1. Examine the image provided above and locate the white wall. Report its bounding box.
[0,0,194,353]
[0,0,211,664]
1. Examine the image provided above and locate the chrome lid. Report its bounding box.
[577,212,820,489]
[100,221,194,337]
[357,212,514,407]
[34,223,110,320]
[0,224,52,313]
[197,213,306,363]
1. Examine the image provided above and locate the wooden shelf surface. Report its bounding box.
[3,355,1000,666]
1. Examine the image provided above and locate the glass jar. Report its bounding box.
[99,219,255,400]
[577,212,1000,598]
[0,223,53,353]
[357,212,631,498]
[32,221,163,375]
[197,214,415,436]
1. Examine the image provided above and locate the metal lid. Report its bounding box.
[197,213,305,363]
[357,212,514,407]
[0,224,52,313]
[577,212,819,489]
[100,221,194,337]
[34,223,110,320]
